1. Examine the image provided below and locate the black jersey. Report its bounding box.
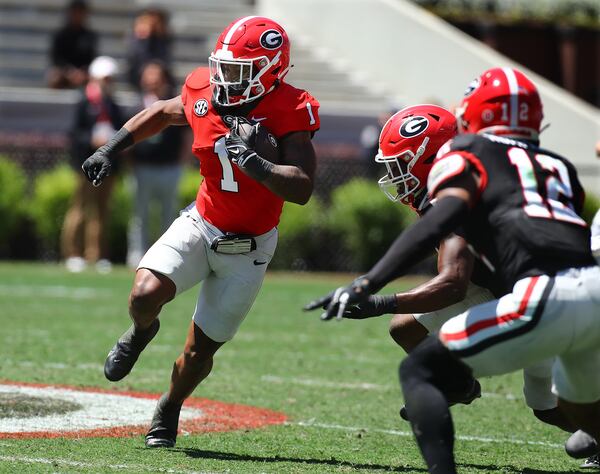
[428,133,594,293]
[420,201,505,298]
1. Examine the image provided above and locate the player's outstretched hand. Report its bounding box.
[304,291,396,320]
[82,150,112,187]
[303,276,373,321]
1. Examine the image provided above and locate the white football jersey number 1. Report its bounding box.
[214,136,239,192]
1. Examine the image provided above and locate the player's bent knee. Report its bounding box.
[129,269,175,314]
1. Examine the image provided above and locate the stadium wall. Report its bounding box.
[258,0,600,190]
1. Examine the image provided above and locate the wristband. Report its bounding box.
[98,128,134,159]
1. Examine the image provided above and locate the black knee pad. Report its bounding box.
[400,336,473,397]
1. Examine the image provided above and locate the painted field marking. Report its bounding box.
[0,284,110,299]
[0,455,211,474]
[261,375,518,400]
[293,420,563,449]
[0,381,286,439]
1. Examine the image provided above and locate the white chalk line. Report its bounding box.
[0,284,111,300]
[292,420,563,449]
[261,375,518,400]
[0,455,213,474]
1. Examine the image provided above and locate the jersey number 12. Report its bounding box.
[508,147,585,226]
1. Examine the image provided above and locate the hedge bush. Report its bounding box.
[107,177,132,262]
[271,197,325,270]
[28,165,77,254]
[178,166,202,210]
[0,156,27,249]
[582,191,600,226]
[327,178,416,270]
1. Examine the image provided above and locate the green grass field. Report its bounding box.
[0,263,589,473]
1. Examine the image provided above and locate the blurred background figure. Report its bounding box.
[127,8,172,90]
[126,60,184,269]
[359,107,398,178]
[47,0,97,89]
[61,56,125,273]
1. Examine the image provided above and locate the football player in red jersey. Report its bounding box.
[308,68,600,473]
[82,16,320,448]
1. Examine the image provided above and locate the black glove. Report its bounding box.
[303,276,373,321]
[304,292,396,320]
[82,128,134,186]
[339,294,398,319]
[82,149,113,187]
[224,117,273,182]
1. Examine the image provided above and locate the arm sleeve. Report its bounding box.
[365,196,470,293]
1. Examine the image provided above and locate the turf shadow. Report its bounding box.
[173,447,428,472]
[458,463,584,474]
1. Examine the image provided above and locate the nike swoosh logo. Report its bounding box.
[251,116,267,122]
[253,260,267,265]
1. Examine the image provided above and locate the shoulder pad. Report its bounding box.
[450,133,480,152]
[184,67,210,90]
[428,153,469,196]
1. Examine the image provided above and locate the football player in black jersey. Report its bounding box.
[305,103,575,432]
[308,67,600,473]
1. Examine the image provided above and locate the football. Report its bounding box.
[237,121,281,164]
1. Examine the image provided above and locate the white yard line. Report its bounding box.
[0,455,213,473]
[292,420,563,449]
[0,285,110,300]
[261,375,387,391]
[261,375,518,400]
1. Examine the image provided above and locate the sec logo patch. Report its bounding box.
[194,99,209,117]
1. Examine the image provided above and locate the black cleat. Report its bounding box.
[145,394,182,449]
[400,379,481,422]
[581,454,600,469]
[104,319,160,382]
[565,430,599,459]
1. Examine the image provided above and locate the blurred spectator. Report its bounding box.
[360,107,398,178]
[591,140,600,257]
[61,56,125,273]
[127,61,184,268]
[48,0,97,89]
[127,8,172,89]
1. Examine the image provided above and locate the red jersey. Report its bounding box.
[181,67,320,235]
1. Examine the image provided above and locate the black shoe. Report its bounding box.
[566,430,599,459]
[446,379,482,406]
[104,319,160,382]
[581,454,600,469]
[400,380,481,422]
[145,394,182,448]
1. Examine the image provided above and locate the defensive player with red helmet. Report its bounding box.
[308,67,600,473]
[307,103,571,432]
[82,16,320,448]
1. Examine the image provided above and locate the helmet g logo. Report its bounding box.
[260,30,283,50]
[399,116,429,138]
[464,77,480,97]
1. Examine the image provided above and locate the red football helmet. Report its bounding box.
[376,104,457,211]
[456,67,543,140]
[209,16,291,106]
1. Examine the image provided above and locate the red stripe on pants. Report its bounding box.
[441,276,540,342]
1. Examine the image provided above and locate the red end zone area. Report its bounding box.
[0,380,287,439]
